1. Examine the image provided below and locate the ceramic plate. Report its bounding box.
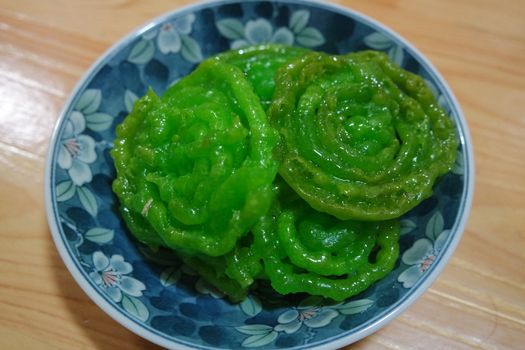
[45,0,474,349]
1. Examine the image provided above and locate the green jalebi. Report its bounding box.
[253,204,399,301]
[268,50,458,220]
[112,58,278,257]
[214,44,308,109]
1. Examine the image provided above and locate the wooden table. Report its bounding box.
[1,0,524,349]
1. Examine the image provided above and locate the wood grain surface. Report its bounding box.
[1,0,524,349]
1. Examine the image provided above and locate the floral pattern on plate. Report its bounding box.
[216,9,325,48]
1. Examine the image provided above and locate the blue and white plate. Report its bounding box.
[45,0,474,349]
